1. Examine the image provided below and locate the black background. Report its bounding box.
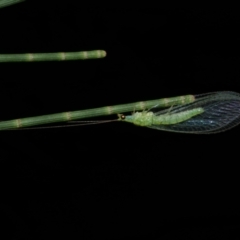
[1,1,240,239]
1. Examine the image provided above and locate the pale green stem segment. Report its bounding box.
[0,0,24,8]
[120,108,204,126]
[0,95,195,130]
[0,50,107,62]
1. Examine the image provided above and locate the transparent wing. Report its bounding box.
[149,91,240,134]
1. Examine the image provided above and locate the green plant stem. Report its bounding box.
[0,50,107,62]
[0,0,24,8]
[0,95,195,130]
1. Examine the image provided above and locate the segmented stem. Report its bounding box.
[0,50,107,62]
[0,95,195,130]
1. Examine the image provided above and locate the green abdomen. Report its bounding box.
[153,107,204,125]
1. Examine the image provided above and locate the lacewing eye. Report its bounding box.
[121,114,126,120]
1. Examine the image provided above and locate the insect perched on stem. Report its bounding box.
[1,91,240,134]
[0,94,196,130]
[118,91,240,134]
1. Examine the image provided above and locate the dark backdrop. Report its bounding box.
[0,1,240,239]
